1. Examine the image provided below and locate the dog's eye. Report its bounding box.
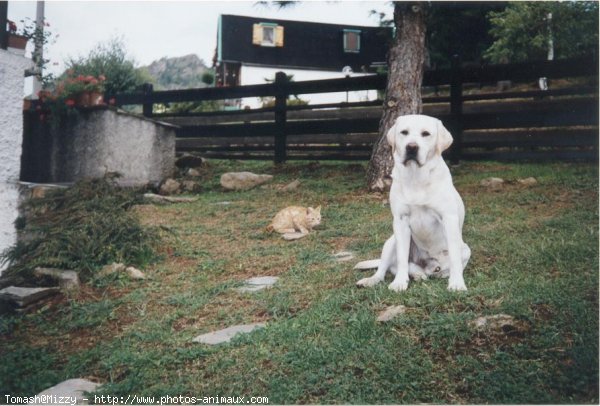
[434,266,441,272]
[401,130,409,136]
[421,131,431,137]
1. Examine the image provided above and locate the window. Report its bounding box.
[253,23,284,47]
[262,25,275,46]
[343,29,361,53]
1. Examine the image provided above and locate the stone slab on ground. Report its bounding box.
[480,177,504,189]
[192,323,266,345]
[376,305,407,322]
[36,378,102,405]
[99,263,146,280]
[235,276,279,293]
[126,266,146,280]
[181,180,201,193]
[0,286,60,307]
[282,232,307,241]
[333,251,355,262]
[280,179,301,192]
[34,267,80,291]
[144,193,198,204]
[159,178,181,195]
[518,177,538,186]
[220,172,273,191]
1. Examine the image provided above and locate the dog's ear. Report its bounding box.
[436,120,454,155]
[386,120,398,155]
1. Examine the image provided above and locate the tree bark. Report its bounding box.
[366,2,428,192]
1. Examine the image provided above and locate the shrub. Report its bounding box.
[61,37,151,96]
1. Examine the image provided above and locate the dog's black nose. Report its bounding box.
[405,143,419,157]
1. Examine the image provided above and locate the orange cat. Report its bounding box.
[266,206,322,237]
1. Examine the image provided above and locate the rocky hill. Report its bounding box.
[142,54,213,90]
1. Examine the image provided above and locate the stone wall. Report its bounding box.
[0,50,30,273]
[21,107,176,186]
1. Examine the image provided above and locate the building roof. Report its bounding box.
[216,14,392,72]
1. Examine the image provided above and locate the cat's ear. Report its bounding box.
[315,205,321,213]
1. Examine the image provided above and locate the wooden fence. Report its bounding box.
[112,55,599,163]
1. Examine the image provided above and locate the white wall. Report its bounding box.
[239,65,378,109]
[22,108,176,187]
[0,50,30,274]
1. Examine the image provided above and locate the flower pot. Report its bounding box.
[89,92,104,106]
[8,34,28,50]
[76,92,91,107]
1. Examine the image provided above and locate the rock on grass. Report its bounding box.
[220,172,273,191]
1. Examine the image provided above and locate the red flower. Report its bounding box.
[65,99,76,107]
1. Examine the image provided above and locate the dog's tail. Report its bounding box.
[354,259,380,270]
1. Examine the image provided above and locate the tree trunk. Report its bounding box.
[366,2,427,192]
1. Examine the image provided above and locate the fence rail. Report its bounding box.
[112,54,599,163]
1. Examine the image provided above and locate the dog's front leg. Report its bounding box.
[388,214,411,292]
[443,214,467,291]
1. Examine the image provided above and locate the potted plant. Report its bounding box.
[7,20,28,51]
[57,71,106,107]
[34,72,107,129]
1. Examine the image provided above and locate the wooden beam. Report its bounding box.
[0,1,8,50]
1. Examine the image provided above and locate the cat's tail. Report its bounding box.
[354,259,380,270]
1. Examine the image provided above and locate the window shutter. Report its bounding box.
[275,25,284,47]
[252,24,262,45]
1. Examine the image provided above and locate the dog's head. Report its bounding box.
[386,115,453,167]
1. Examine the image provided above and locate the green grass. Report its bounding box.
[1,160,597,404]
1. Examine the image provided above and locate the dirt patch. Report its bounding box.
[530,303,556,321]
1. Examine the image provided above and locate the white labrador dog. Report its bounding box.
[356,114,471,292]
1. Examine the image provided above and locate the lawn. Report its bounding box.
[1,160,598,404]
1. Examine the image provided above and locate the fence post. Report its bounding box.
[0,1,8,50]
[274,71,287,164]
[449,54,463,164]
[142,83,154,117]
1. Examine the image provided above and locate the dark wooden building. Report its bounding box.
[214,14,392,87]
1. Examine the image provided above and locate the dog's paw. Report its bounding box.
[447,278,467,292]
[356,276,382,288]
[388,279,409,292]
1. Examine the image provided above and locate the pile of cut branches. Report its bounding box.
[1,175,159,284]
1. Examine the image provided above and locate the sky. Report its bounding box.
[7,0,394,76]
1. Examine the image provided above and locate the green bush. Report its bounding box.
[61,37,152,96]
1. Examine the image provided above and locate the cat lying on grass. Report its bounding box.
[354,256,449,280]
[267,206,321,240]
